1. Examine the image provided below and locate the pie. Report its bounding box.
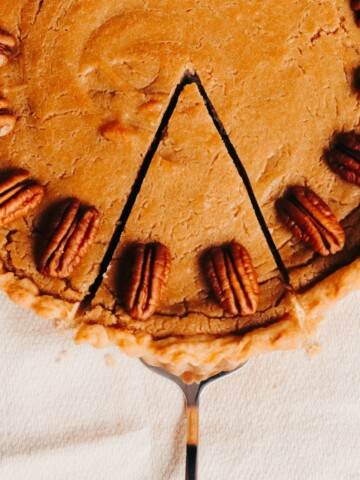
[1,0,360,383]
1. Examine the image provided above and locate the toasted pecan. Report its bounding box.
[351,0,360,25]
[125,242,171,321]
[0,29,16,68]
[277,186,345,256]
[203,242,259,316]
[39,199,100,278]
[0,98,16,137]
[326,132,360,186]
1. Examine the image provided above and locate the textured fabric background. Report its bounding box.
[1,291,360,480]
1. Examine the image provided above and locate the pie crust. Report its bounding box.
[0,0,360,382]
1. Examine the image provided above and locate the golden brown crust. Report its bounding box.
[74,257,360,382]
[300,257,360,320]
[0,232,357,382]
[0,263,78,321]
[75,314,305,384]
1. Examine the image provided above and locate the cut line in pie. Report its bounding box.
[80,70,291,315]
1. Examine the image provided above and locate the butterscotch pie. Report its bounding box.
[1,1,360,382]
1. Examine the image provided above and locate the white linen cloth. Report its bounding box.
[1,290,360,480]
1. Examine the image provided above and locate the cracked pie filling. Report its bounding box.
[1,0,360,382]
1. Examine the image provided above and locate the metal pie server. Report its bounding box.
[140,359,247,480]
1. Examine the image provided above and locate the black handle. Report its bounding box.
[186,444,197,480]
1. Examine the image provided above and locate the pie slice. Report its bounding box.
[0,0,360,382]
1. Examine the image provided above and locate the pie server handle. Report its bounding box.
[185,389,200,480]
[186,443,198,480]
[140,359,247,479]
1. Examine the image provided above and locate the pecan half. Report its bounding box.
[39,199,100,278]
[203,242,259,316]
[351,0,360,25]
[125,242,171,321]
[0,98,16,137]
[277,186,345,256]
[0,169,44,226]
[0,29,16,68]
[326,132,360,186]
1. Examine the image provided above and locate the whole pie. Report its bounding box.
[1,0,360,382]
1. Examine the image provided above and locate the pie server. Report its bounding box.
[76,70,287,478]
[140,359,247,480]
